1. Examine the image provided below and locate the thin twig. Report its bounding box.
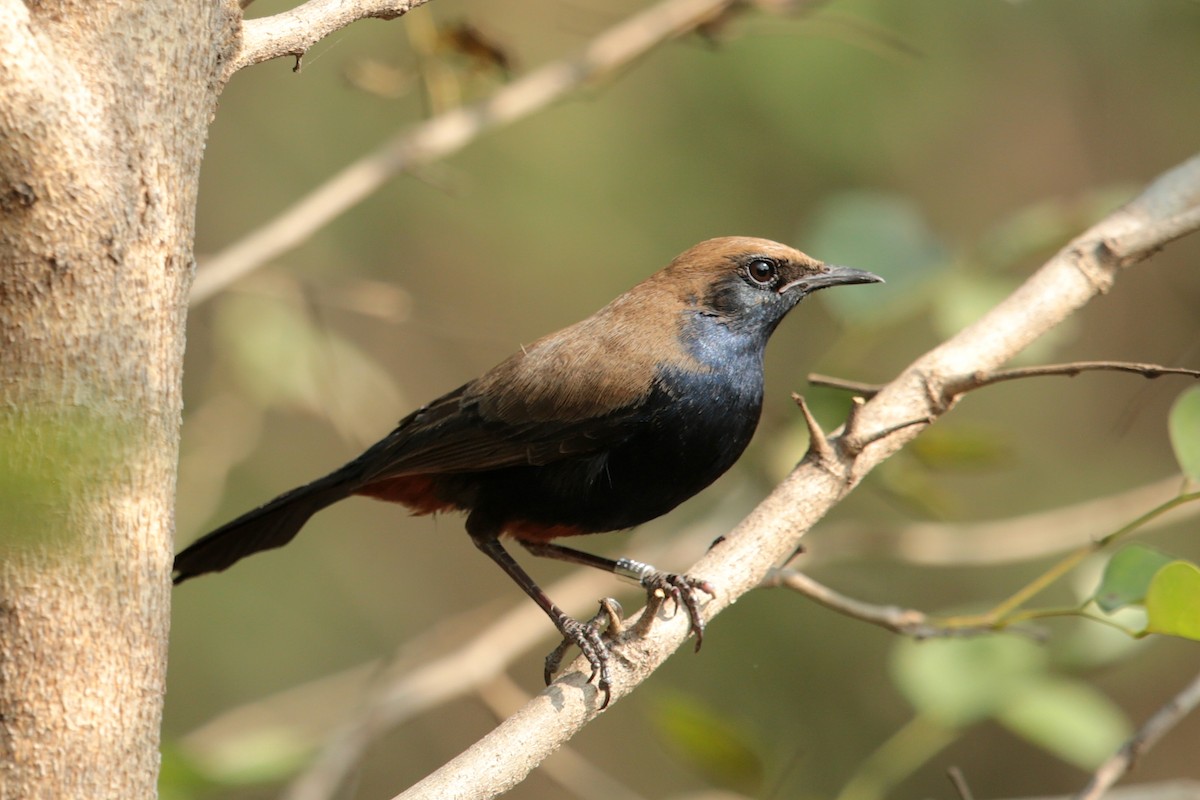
[765,568,1002,639]
[807,373,883,396]
[938,490,1200,630]
[811,360,1200,400]
[947,766,976,800]
[234,0,432,74]
[954,361,1200,394]
[191,0,741,305]
[1075,670,1200,800]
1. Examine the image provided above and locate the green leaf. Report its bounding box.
[650,692,764,794]
[1145,561,1200,640]
[1168,386,1200,481]
[996,678,1130,770]
[1094,544,1176,613]
[890,637,1046,727]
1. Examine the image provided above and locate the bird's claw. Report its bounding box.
[544,598,623,709]
[542,571,714,708]
[641,572,715,651]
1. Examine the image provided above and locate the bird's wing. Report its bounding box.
[350,304,685,483]
[351,376,653,483]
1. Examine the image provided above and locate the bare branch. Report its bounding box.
[191,0,742,305]
[811,360,1200,398]
[764,568,999,639]
[233,0,432,74]
[952,360,1200,394]
[1075,670,1200,800]
[395,154,1200,799]
[947,766,976,800]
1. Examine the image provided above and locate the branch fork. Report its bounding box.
[231,0,433,75]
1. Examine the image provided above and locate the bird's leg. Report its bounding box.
[519,540,715,651]
[465,516,613,708]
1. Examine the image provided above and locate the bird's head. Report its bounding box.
[663,236,883,338]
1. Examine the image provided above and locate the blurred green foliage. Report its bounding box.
[1144,562,1200,641]
[652,690,766,795]
[891,635,1129,771]
[171,1,1200,798]
[1096,544,1177,614]
[1169,387,1200,481]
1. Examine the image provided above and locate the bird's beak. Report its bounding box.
[781,265,885,294]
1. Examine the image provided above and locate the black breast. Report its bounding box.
[467,315,768,534]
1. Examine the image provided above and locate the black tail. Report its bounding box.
[173,471,356,584]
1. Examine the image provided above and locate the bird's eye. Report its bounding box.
[745,258,778,286]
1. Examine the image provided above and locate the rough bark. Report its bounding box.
[0,2,240,797]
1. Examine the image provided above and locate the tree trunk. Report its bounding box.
[0,3,239,797]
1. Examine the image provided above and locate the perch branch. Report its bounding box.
[475,674,651,800]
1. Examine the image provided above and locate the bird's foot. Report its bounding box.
[613,557,715,648]
[544,598,624,709]
[638,570,716,651]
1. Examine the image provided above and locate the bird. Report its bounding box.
[174,237,883,706]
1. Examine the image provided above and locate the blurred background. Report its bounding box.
[167,0,1200,797]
